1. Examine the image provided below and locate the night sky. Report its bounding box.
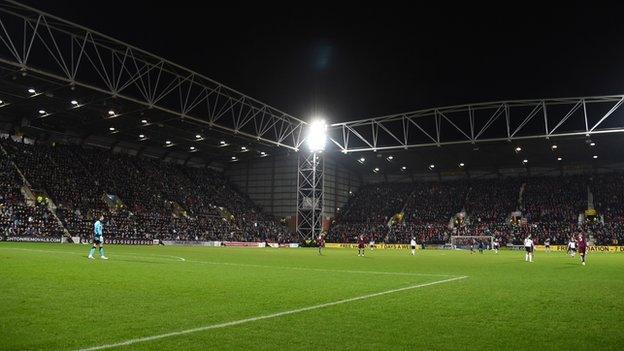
[20,1,624,123]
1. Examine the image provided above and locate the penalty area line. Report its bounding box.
[75,275,468,351]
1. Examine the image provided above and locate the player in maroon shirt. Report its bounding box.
[577,233,587,266]
[316,234,325,255]
[357,235,366,257]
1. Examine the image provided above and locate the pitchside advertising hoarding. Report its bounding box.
[327,242,624,252]
[3,236,62,243]
[325,243,418,250]
[534,245,624,253]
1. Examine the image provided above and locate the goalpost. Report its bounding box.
[449,236,494,250]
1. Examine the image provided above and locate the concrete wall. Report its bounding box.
[225,153,361,219]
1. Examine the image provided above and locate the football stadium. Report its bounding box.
[1,2,624,350]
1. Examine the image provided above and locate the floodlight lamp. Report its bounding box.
[306,119,328,152]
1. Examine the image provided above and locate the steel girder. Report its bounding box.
[328,95,624,153]
[0,0,307,150]
[296,152,324,240]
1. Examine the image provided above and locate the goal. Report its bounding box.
[449,236,494,250]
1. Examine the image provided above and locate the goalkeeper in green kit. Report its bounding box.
[88,215,108,260]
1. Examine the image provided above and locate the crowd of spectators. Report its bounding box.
[3,134,623,247]
[328,174,624,246]
[0,150,64,238]
[0,137,292,243]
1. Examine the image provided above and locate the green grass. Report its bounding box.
[1,243,623,350]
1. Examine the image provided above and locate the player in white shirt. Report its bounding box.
[410,237,417,256]
[568,238,577,257]
[524,235,534,263]
[544,238,551,253]
[493,238,500,254]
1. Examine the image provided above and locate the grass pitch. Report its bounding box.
[0,243,623,350]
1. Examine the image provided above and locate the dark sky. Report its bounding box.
[21,1,624,123]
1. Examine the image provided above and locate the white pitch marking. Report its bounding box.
[0,247,186,262]
[76,275,468,351]
[183,259,456,277]
[0,246,452,276]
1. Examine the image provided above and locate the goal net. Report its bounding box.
[449,236,494,250]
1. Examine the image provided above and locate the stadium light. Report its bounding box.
[306,119,328,152]
[141,119,148,124]
[523,159,528,164]
[241,146,248,151]
[551,144,558,150]
[109,127,115,131]
[401,166,407,171]
[139,134,145,139]
[593,155,598,159]
[0,100,4,104]
[358,157,365,164]
[38,109,46,114]
[429,164,435,169]
[27,88,36,94]
[515,146,522,153]
[195,134,202,139]
[71,100,78,106]
[373,167,380,173]
[108,110,115,116]
[189,146,196,151]
[459,162,465,167]
[590,142,596,147]
[557,157,562,161]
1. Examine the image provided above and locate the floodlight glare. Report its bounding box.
[306,119,328,152]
